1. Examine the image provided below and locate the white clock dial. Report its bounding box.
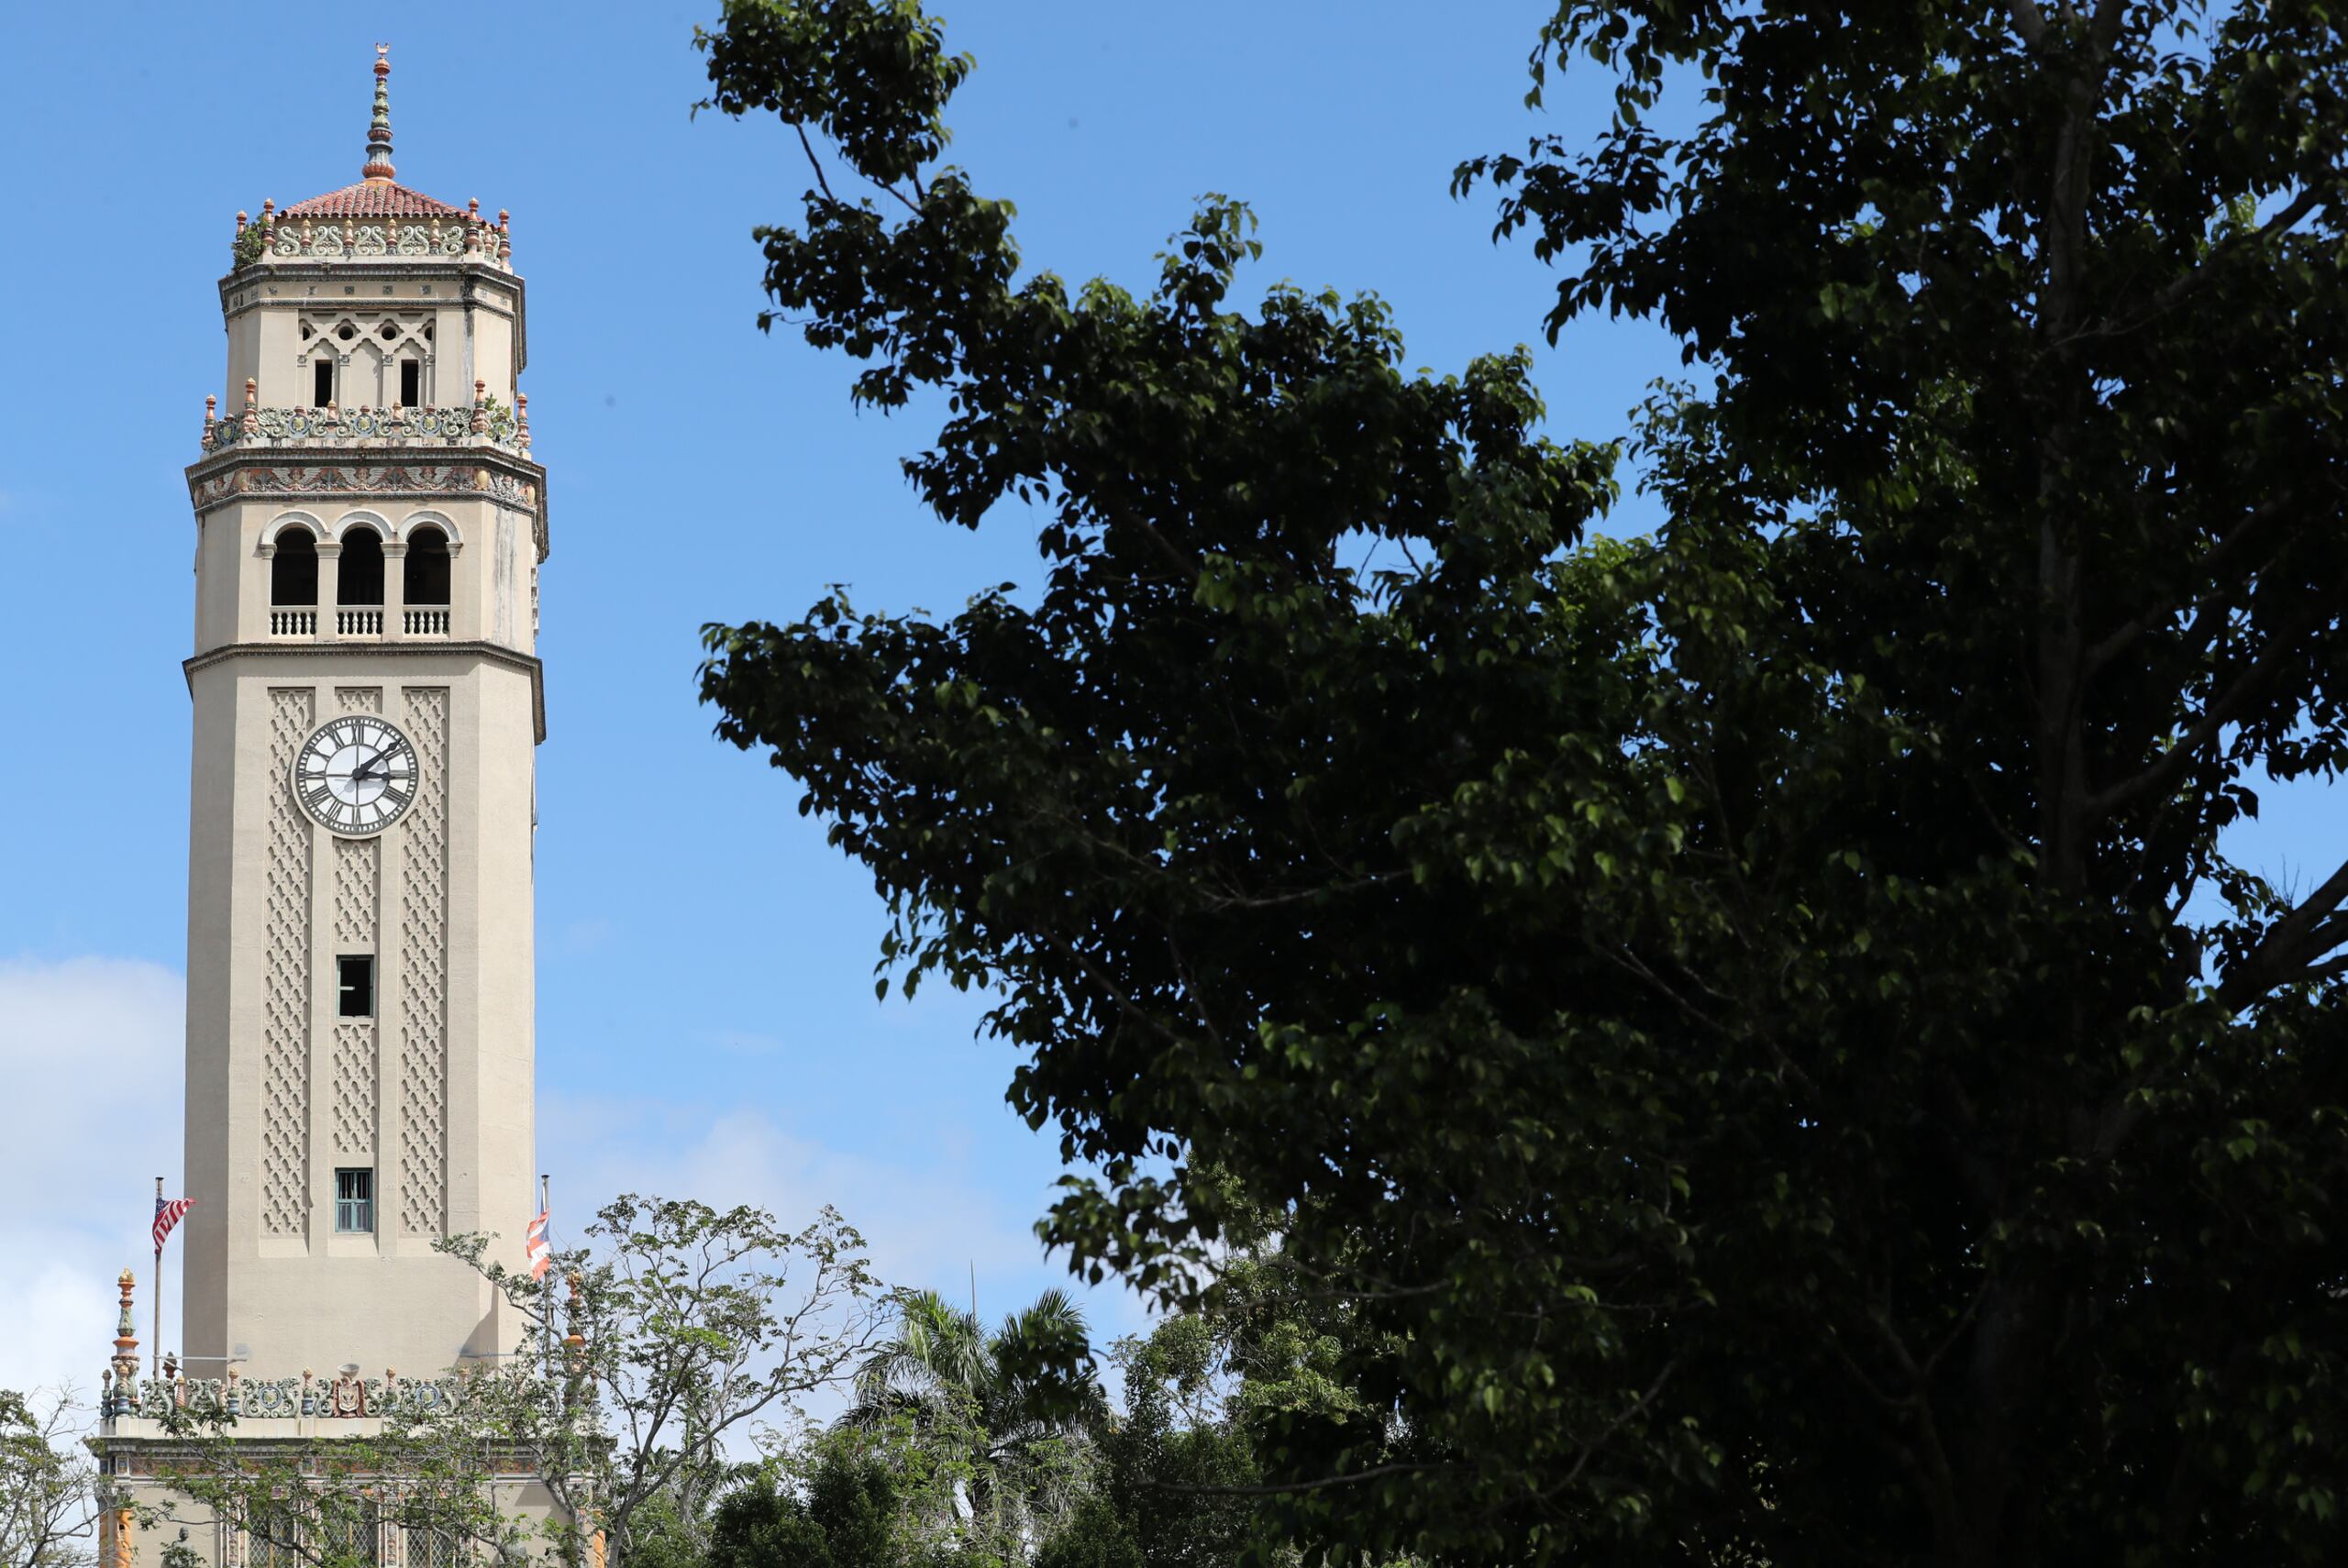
[291,715,420,836]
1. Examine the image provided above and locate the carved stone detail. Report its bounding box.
[397,687,449,1235]
[337,686,382,716]
[261,689,314,1237]
[331,1021,377,1162]
[330,832,380,1161]
[332,834,379,946]
[209,403,522,452]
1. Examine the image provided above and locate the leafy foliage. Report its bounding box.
[696,1,2348,1562]
[136,1196,880,1567]
[845,1287,1099,1552]
[0,1389,93,1568]
[707,1449,934,1568]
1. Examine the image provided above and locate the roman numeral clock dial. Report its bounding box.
[291,715,421,836]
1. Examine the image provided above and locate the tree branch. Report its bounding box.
[2213,853,2348,1010]
[2083,492,2300,678]
[2087,602,2319,821]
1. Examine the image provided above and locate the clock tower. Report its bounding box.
[177,46,546,1380]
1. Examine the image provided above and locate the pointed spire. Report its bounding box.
[361,44,396,183]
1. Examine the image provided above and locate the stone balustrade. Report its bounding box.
[231,197,515,271]
[204,398,524,456]
[264,604,449,641]
[101,1364,474,1424]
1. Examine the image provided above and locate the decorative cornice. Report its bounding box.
[184,451,549,561]
[219,262,523,306]
[183,640,547,744]
[205,401,524,456]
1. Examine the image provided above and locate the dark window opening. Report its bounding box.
[312,357,335,407]
[398,359,421,408]
[338,527,384,606]
[337,955,374,1019]
[270,529,318,606]
[404,525,451,605]
[335,1168,374,1234]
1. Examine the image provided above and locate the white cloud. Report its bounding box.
[538,1093,1052,1291]
[0,955,1146,1406]
[0,956,184,1397]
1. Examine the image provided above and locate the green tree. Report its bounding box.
[706,1448,919,1568]
[138,1196,881,1568]
[0,1389,94,1568]
[695,1,2348,1562]
[847,1288,1097,1547]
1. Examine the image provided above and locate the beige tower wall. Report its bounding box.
[181,647,537,1379]
[219,263,522,413]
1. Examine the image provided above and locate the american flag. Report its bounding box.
[525,1207,552,1281]
[153,1195,194,1251]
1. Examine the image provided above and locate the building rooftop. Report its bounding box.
[281,181,469,219]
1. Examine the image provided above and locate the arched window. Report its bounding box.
[338,526,385,606]
[271,528,318,606]
[404,525,452,605]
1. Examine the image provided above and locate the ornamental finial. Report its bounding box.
[361,44,396,183]
[110,1269,139,1389]
[564,1269,587,1378]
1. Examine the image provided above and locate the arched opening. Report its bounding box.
[338,526,385,606]
[270,528,318,606]
[404,525,452,606]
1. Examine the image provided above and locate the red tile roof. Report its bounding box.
[282,182,468,219]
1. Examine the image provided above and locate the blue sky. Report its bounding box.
[2,1,2337,1397]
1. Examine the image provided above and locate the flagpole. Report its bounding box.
[538,1174,553,1385]
[152,1176,163,1381]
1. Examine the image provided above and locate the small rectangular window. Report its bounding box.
[337,955,374,1019]
[399,359,421,408]
[335,1168,374,1233]
[406,1529,459,1568]
[313,357,335,407]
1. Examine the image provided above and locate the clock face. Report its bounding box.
[291,715,420,836]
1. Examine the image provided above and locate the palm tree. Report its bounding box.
[847,1287,1101,1540]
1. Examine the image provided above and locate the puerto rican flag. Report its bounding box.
[525,1207,552,1281]
[153,1195,195,1251]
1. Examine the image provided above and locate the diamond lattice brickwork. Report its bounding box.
[397,687,449,1236]
[261,688,315,1237]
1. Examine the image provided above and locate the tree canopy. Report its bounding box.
[696,2,2348,1562]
